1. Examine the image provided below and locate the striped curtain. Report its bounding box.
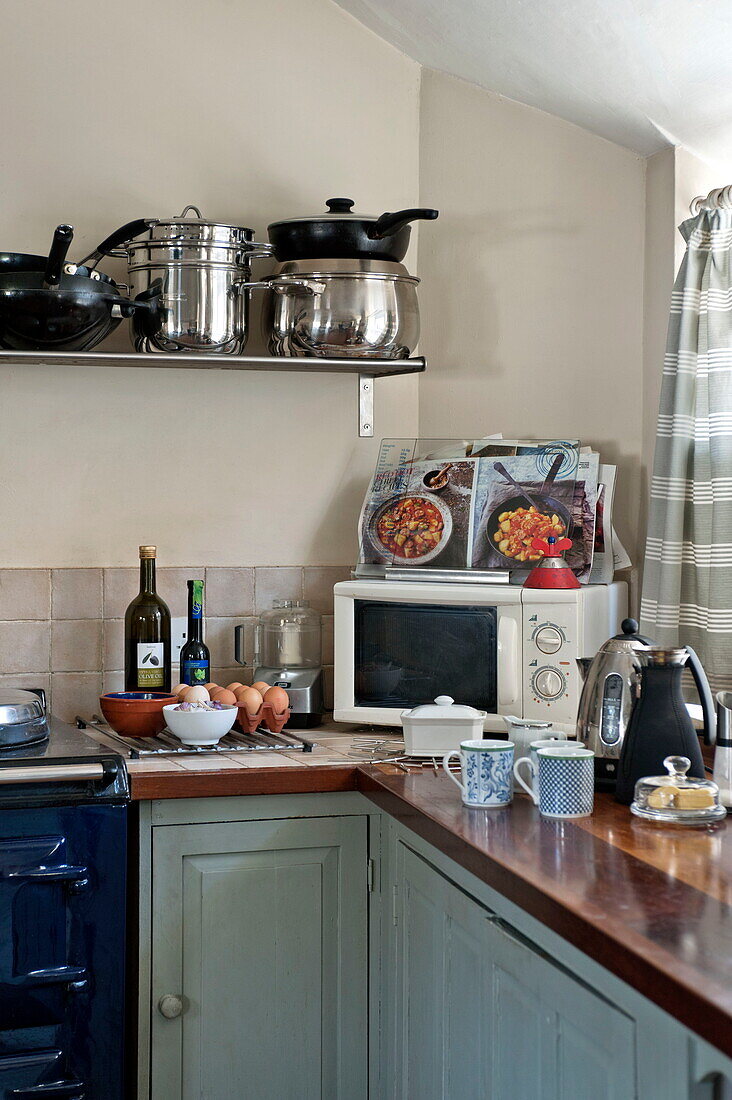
[641,203,732,692]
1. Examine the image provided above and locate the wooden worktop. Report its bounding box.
[111,728,732,1055]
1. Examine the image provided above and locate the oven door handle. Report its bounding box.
[497,615,520,709]
[5,864,90,892]
[11,1082,85,1098]
[0,763,105,785]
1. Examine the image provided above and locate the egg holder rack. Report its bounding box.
[79,714,313,758]
[236,702,290,735]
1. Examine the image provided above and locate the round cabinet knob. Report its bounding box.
[158,993,184,1019]
[534,626,563,654]
[534,668,565,699]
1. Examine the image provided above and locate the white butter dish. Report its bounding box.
[401,695,487,757]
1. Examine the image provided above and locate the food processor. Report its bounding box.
[235,600,324,728]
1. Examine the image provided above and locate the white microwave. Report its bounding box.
[333,579,627,737]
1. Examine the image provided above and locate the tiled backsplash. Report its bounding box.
[0,566,350,722]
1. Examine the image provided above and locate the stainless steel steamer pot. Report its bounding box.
[123,206,273,354]
[262,258,420,359]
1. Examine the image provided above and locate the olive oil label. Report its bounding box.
[191,580,203,619]
[182,659,209,685]
[137,642,165,687]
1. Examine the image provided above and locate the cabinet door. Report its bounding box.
[151,816,368,1100]
[392,841,492,1100]
[488,917,637,1100]
[392,842,637,1100]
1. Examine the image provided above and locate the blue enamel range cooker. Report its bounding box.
[0,689,128,1100]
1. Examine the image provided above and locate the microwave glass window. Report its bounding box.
[354,601,497,710]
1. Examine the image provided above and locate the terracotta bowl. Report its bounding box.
[99,691,178,737]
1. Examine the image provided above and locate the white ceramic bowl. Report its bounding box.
[163,703,237,746]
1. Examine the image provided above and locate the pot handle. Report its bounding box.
[77,218,154,269]
[43,224,74,289]
[230,279,326,297]
[686,645,717,745]
[108,294,159,319]
[370,207,439,240]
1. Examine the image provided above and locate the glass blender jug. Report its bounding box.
[235,600,324,728]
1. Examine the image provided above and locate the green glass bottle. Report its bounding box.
[180,579,211,686]
[124,545,171,692]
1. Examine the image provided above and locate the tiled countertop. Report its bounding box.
[88,719,383,799]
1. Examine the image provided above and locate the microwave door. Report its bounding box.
[352,600,498,714]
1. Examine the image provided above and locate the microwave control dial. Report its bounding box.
[533,625,564,654]
[533,666,565,700]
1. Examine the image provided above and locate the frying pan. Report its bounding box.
[484,456,573,565]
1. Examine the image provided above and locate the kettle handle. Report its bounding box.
[686,646,716,745]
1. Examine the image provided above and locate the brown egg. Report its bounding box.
[203,682,219,693]
[177,685,192,701]
[186,685,210,704]
[251,681,270,695]
[264,686,289,713]
[211,688,238,706]
[237,686,263,715]
[171,683,186,697]
[226,682,244,694]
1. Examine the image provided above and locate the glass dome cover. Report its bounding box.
[631,755,726,824]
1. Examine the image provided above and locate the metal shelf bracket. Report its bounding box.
[359,375,374,437]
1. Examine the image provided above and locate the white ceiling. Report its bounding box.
[335,0,732,163]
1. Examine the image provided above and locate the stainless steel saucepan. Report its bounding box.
[262,258,420,359]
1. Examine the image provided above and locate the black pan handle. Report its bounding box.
[106,293,158,319]
[43,224,74,289]
[78,218,152,269]
[540,453,564,494]
[370,207,439,240]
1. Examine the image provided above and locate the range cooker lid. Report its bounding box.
[0,689,46,727]
[0,689,50,748]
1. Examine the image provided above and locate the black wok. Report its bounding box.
[0,285,155,352]
[0,224,154,351]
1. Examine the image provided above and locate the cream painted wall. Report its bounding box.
[0,0,420,567]
[416,70,646,562]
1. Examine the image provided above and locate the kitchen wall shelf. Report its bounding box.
[0,349,425,437]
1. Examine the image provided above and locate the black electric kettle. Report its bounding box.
[614,646,716,804]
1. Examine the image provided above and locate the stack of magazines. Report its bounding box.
[357,437,630,584]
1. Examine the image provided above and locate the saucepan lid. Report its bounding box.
[631,755,726,824]
[0,689,45,727]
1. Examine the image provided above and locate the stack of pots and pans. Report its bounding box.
[0,224,155,352]
[262,198,438,359]
[93,206,274,355]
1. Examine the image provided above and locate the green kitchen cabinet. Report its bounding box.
[148,811,369,1100]
[386,837,637,1100]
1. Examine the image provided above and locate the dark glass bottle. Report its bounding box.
[124,545,171,693]
[180,579,211,686]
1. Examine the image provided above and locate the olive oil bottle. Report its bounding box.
[124,545,171,692]
[179,579,211,686]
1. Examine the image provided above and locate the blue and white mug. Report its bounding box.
[443,739,514,808]
[514,745,594,819]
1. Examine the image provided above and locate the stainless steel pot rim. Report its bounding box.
[265,271,420,286]
[272,257,413,277]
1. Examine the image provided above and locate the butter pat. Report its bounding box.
[674,787,715,810]
[647,785,679,809]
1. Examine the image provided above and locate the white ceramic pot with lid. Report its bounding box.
[400,695,486,757]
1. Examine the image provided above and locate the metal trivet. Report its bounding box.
[346,735,458,773]
[77,716,314,759]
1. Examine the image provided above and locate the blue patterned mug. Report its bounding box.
[443,740,514,808]
[514,745,594,819]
